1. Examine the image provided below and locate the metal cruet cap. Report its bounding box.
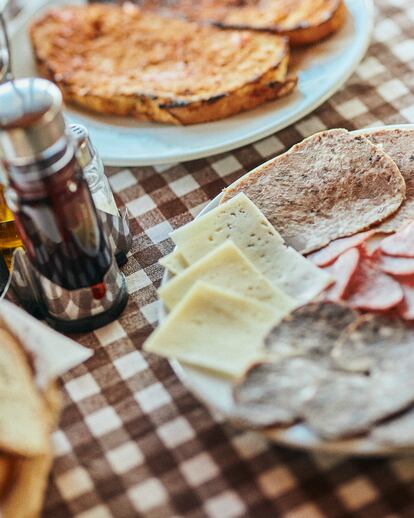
[0,78,66,164]
[69,123,95,169]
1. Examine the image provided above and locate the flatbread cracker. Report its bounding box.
[221,129,406,253]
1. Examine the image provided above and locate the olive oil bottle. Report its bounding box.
[0,184,22,268]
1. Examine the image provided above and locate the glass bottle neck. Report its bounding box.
[2,135,74,185]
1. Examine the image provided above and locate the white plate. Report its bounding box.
[160,124,414,457]
[10,0,373,166]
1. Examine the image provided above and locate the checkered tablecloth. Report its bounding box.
[14,0,412,515]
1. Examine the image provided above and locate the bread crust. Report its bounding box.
[30,4,296,124]
[136,0,347,46]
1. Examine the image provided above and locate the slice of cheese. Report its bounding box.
[159,250,188,275]
[159,240,296,313]
[170,193,332,304]
[145,281,281,378]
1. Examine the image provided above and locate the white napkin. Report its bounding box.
[0,299,93,387]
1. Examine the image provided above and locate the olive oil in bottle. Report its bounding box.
[0,183,22,269]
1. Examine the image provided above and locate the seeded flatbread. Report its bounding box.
[221,129,406,254]
[365,128,414,232]
[265,301,358,359]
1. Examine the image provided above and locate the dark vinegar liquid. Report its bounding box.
[6,149,112,290]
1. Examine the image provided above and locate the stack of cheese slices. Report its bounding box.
[145,193,332,377]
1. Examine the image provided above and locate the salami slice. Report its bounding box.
[375,254,414,276]
[398,282,414,320]
[323,248,360,301]
[380,221,414,257]
[308,231,374,266]
[345,258,403,311]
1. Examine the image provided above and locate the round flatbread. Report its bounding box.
[221,129,406,254]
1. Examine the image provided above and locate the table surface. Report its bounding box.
[12,0,414,516]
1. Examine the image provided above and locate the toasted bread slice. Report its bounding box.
[0,382,60,518]
[30,4,296,125]
[1,449,52,518]
[137,0,346,46]
[0,328,50,457]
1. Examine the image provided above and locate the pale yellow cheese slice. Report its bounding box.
[159,240,296,313]
[145,281,281,378]
[170,193,331,304]
[159,250,188,275]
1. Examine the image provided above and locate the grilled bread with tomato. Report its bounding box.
[135,0,347,46]
[30,3,296,125]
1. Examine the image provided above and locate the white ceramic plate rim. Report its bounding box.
[9,0,373,166]
[160,124,414,457]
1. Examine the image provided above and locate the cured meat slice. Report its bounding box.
[345,258,403,311]
[265,301,357,359]
[323,248,360,301]
[308,231,373,267]
[371,409,414,446]
[375,254,414,276]
[380,221,414,257]
[302,369,414,439]
[398,282,414,320]
[221,129,406,254]
[332,314,414,374]
[362,232,391,257]
[232,358,326,427]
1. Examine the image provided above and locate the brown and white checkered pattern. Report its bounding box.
[17,0,413,515]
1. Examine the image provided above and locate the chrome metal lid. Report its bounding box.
[69,123,95,169]
[0,78,66,164]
